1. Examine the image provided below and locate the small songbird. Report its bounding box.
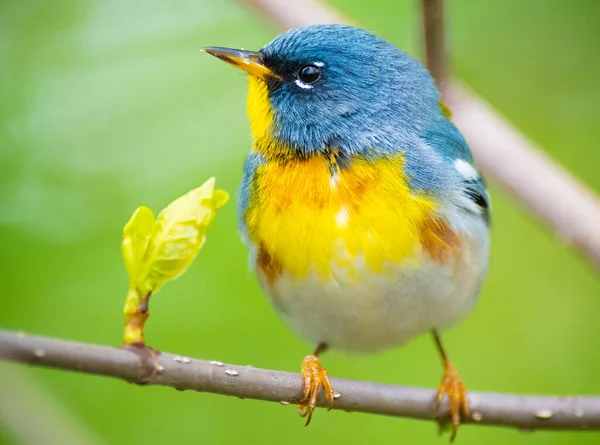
[204,24,490,440]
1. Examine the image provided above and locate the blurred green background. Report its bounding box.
[1,0,599,444]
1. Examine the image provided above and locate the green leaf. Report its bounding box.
[137,177,229,295]
[122,206,155,287]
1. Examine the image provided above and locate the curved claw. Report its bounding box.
[435,362,470,442]
[297,355,335,425]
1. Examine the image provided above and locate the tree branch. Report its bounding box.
[242,0,600,268]
[422,0,447,87]
[1,330,599,431]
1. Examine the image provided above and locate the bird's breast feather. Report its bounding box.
[243,152,461,280]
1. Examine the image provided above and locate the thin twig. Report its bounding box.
[241,0,600,268]
[245,0,349,28]
[1,330,599,431]
[422,0,447,87]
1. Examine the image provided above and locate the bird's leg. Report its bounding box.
[432,330,470,442]
[297,342,335,425]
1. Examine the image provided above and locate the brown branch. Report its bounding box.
[1,330,600,431]
[245,0,350,28]
[241,0,600,268]
[422,0,447,87]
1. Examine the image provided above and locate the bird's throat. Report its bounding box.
[247,76,274,142]
[247,76,308,162]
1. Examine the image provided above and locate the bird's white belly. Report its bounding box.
[254,213,489,354]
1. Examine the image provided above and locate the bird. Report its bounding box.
[203,24,490,441]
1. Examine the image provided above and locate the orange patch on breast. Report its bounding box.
[256,243,283,283]
[419,216,462,263]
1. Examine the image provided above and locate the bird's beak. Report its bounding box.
[202,46,281,81]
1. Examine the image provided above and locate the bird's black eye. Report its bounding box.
[298,64,321,84]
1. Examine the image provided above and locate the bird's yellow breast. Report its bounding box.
[245,152,444,280]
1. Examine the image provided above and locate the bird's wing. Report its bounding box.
[411,116,491,223]
[237,152,266,243]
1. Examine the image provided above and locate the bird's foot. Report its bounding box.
[436,361,470,442]
[297,354,335,425]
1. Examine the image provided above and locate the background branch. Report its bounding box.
[422,0,447,87]
[244,0,600,268]
[1,330,600,431]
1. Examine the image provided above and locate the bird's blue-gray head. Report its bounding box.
[204,24,440,157]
